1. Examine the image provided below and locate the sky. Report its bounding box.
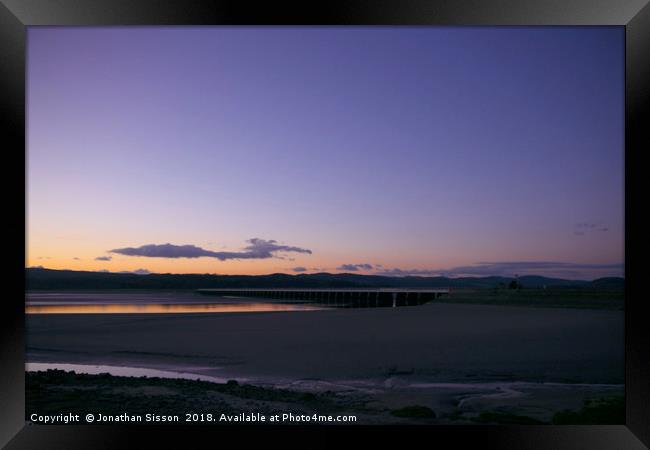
[26,27,624,280]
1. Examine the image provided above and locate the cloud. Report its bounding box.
[574,223,609,236]
[374,268,441,277]
[375,261,624,280]
[292,266,308,272]
[118,268,151,275]
[336,263,373,272]
[576,223,599,229]
[441,261,624,278]
[72,257,80,260]
[109,238,312,261]
[95,256,112,261]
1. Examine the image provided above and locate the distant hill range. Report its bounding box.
[25,268,624,290]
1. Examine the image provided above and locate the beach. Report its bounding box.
[26,300,624,423]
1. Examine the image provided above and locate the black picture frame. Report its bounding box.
[2,1,648,448]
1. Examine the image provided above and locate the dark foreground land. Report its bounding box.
[439,288,624,310]
[26,370,624,425]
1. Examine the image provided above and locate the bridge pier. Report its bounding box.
[196,288,449,308]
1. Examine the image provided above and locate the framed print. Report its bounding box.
[1,0,648,448]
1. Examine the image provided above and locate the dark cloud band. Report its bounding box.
[110,238,312,261]
[336,263,373,272]
[375,261,624,279]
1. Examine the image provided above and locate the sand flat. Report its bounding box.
[26,302,624,385]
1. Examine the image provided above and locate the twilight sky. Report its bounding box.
[27,27,624,279]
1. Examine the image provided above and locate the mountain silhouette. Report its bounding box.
[25,268,624,290]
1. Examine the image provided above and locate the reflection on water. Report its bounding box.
[26,362,235,383]
[26,302,325,314]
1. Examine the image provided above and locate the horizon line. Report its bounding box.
[25,266,624,282]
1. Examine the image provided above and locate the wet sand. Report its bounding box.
[26,302,623,385]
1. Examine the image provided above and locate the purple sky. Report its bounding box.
[27,27,624,279]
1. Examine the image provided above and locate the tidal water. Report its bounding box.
[25,291,326,314]
[25,362,236,383]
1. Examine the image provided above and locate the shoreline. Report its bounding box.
[25,361,624,391]
[25,360,625,392]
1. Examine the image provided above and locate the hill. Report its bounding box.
[25,268,623,291]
